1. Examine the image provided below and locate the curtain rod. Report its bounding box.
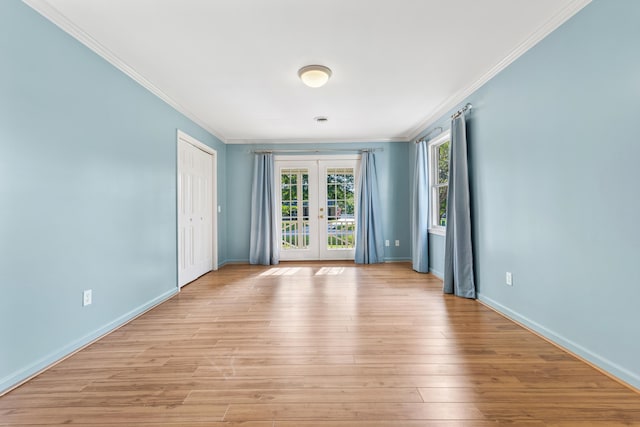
[415,103,473,144]
[252,148,383,154]
[451,103,472,119]
[415,126,444,144]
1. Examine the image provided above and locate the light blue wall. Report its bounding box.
[416,0,640,388]
[226,142,411,262]
[0,1,226,393]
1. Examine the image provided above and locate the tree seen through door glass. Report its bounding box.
[280,169,310,249]
[326,168,355,249]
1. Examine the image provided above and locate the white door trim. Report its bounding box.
[177,130,218,289]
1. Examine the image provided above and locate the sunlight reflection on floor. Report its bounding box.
[314,267,345,276]
[257,266,353,277]
[258,267,302,276]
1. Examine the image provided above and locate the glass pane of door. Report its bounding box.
[280,168,310,250]
[325,167,355,251]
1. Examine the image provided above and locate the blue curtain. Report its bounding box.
[355,151,385,264]
[249,153,279,265]
[443,112,476,298]
[411,140,429,272]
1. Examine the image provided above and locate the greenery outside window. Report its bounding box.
[428,131,450,235]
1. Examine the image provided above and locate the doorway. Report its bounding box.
[276,156,360,261]
[177,131,218,287]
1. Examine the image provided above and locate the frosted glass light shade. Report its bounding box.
[298,65,332,88]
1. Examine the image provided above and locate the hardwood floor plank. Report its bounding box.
[223,402,485,421]
[0,404,229,424]
[185,387,423,404]
[274,422,545,427]
[418,387,640,403]
[476,402,640,423]
[0,424,271,427]
[0,390,190,409]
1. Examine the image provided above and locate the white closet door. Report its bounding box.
[178,139,213,287]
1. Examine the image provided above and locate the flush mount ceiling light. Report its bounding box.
[298,65,332,88]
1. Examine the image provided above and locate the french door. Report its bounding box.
[276,156,360,260]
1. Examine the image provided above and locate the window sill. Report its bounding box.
[428,228,446,237]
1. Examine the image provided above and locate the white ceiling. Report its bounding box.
[25,0,589,144]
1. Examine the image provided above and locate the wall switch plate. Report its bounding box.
[395,240,400,247]
[83,289,92,306]
[385,240,390,247]
[505,272,513,286]
[217,205,221,213]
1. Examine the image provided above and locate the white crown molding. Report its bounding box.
[22,0,228,144]
[406,0,592,141]
[225,136,409,145]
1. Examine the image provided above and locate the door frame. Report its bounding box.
[275,154,360,261]
[176,130,218,289]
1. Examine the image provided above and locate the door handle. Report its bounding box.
[319,215,324,219]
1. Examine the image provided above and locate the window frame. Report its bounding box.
[427,130,451,236]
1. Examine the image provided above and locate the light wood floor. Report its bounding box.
[2,262,639,426]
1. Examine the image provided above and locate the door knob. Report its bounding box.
[319,215,324,219]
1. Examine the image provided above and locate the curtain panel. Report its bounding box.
[249,153,280,265]
[355,151,385,264]
[443,112,476,298]
[411,140,429,273]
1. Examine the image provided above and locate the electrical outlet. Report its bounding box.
[83,289,92,306]
[505,272,513,286]
[385,240,389,247]
[395,240,400,247]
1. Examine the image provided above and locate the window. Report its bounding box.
[428,131,450,235]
